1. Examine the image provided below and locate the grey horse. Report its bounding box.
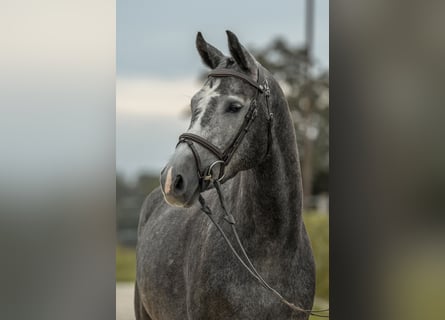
[135,31,315,320]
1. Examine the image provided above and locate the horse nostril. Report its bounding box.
[174,175,185,192]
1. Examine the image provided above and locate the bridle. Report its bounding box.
[176,67,329,318]
[177,67,273,192]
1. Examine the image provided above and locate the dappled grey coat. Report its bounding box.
[135,31,315,320]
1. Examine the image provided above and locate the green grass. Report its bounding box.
[303,211,329,302]
[116,245,136,282]
[308,296,330,319]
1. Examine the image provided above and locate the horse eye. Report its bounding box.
[226,103,242,113]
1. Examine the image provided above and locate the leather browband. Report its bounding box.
[208,69,263,92]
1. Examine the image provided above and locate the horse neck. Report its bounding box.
[234,90,303,246]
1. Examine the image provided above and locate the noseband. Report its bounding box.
[177,67,273,192]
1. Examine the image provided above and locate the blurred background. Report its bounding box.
[116,1,329,319]
[2,1,444,320]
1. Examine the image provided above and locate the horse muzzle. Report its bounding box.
[160,151,200,208]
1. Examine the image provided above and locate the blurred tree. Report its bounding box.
[116,173,160,247]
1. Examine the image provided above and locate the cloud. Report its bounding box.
[117,77,202,117]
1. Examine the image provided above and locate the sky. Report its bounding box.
[116,0,329,181]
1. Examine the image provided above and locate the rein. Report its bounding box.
[199,181,329,318]
[177,68,329,318]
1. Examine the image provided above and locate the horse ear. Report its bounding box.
[226,30,257,75]
[196,32,224,69]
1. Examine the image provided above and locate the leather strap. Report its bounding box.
[208,69,263,92]
[179,133,224,160]
[198,181,330,318]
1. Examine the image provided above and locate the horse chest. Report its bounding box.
[138,210,297,319]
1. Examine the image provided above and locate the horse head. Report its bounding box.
[160,31,274,207]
